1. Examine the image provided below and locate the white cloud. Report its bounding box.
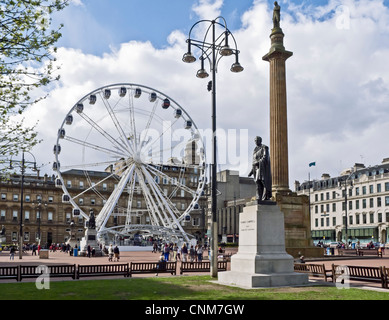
[20,0,389,190]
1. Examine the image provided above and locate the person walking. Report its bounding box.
[197,245,203,262]
[108,244,114,262]
[113,245,120,262]
[189,245,196,262]
[9,246,15,260]
[163,244,170,262]
[181,243,188,262]
[32,244,37,256]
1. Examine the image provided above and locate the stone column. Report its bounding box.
[262,26,293,195]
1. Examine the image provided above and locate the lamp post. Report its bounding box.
[338,170,354,248]
[9,151,38,259]
[182,17,243,277]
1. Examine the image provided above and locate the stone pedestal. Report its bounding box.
[79,228,102,257]
[218,202,308,288]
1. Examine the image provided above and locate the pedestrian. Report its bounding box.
[189,245,195,262]
[87,245,91,258]
[177,245,181,261]
[197,245,203,262]
[113,245,120,261]
[173,243,178,261]
[108,244,114,262]
[9,246,15,260]
[181,243,188,262]
[163,243,170,261]
[153,242,158,253]
[32,244,37,256]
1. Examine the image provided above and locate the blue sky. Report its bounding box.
[55,0,346,54]
[25,0,389,185]
[55,0,256,54]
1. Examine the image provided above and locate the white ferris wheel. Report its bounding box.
[53,83,206,243]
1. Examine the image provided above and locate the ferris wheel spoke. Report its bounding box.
[145,163,197,197]
[128,94,139,152]
[139,100,159,148]
[63,136,128,158]
[77,112,131,156]
[99,93,135,154]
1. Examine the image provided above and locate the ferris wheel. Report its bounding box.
[53,83,206,243]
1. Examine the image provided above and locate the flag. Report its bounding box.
[309,162,316,167]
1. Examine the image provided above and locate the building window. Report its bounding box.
[48,212,53,221]
[332,217,336,226]
[66,212,71,222]
[385,182,389,192]
[1,193,6,201]
[377,197,381,207]
[24,232,29,241]
[332,203,336,212]
[25,195,30,202]
[0,210,5,220]
[362,199,366,209]
[13,194,18,201]
[362,186,366,195]
[12,232,17,242]
[48,196,54,203]
[363,213,367,224]
[103,183,107,191]
[12,210,18,221]
[378,212,382,223]
[79,181,84,189]
[349,215,353,225]
[24,211,30,221]
[369,185,374,194]
[369,198,374,208]
[385,196,389,206]
[356,214,360,224]
[355,187,359,196]
[369,213,374,224]
[67,180,72,188]
[377,184,381,193]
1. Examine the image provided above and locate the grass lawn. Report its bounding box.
[0,275,388,300]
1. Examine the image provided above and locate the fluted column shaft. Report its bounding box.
[263,29,292,196]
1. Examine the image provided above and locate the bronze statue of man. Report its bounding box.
[248,136,272,201]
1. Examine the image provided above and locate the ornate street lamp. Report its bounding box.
[182,17,243,277]
[9,151,38,259]
[338,170,354,248]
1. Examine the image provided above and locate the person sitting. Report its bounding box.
[156,255,166,276]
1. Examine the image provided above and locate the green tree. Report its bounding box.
[0,0,68,160]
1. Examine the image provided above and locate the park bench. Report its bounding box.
[358,248,383,257]
[180,261,228,275]
[77,263,130,279]
[332,264,386,288]
[294,263,332,282]
[383,267,389,289]
[20,264,77,281]
[0,266,19,281]
[129,261,177,277]
[338,249,360,256]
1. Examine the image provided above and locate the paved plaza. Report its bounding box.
[0,247,388,289]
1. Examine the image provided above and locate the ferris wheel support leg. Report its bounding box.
[96,164,135,232]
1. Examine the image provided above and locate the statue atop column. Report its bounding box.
[273,1,281,29]
[248,136,272,202]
